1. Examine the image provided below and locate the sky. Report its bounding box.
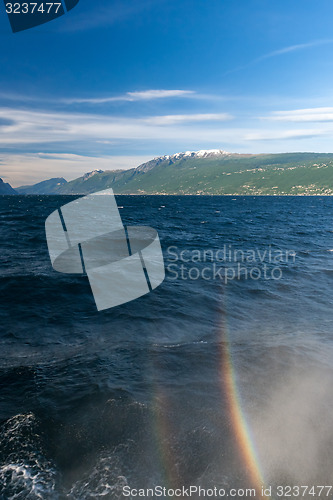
[2,0,333,185]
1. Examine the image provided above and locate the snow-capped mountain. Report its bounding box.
[136,149,232,173]
[159,149,231,160]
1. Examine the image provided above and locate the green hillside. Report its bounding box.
[56,152,333,195]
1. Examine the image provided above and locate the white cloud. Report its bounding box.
[256,39,333,62]
[66,89,195,104]
[142,113,233,125]
[0,105,331,147]
[1,106,332,147]
[0,107,236,145]
[244,128,327,141]
[265,107,333,123]
[226,39,333,75]
[127,90,195,100]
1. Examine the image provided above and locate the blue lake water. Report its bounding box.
[1,195,333,499]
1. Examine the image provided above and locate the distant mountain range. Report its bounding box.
[0,178,17,195]
[7,149,333,195]
[16,177,67,195]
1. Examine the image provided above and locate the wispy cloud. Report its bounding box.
[127,90,195,100]
[143,113,233,125]
[0,105,331,146]
[66,89,196,104]
[265,107,333,123]
[226,39,333,74]
[0,89,235,107]
[255,39,333,63]
[0,107,235,145]
[244,129,327,141]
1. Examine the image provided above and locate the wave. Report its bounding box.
[0,414,58,499]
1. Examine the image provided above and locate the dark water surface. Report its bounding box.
[1,195,333,499]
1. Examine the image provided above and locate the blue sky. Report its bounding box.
[2,0,333,185]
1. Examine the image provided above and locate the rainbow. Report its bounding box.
[150,327,268,498]
[219,327,267,498]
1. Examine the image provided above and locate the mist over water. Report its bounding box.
[0,195,333,499]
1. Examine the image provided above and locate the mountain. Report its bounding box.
[0,178,17,195]
[57,169,115,194]
[134,149,234,174]
[14,150,333,195]
[16,177,67,195]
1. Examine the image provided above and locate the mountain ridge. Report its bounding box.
[16,177,67,195]
[13,149,333,196]
[0,178,17,195]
